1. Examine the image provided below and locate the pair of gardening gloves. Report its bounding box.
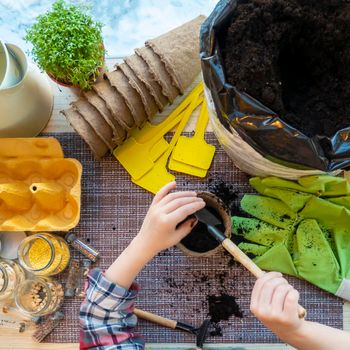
[232,175,350,301]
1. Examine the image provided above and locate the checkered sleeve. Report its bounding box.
[79,268,145,350]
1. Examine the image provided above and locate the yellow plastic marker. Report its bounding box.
[129,99,193,143]
[133,94,203,194]
[148,138,170,162]
[113,83,203,180]
[169,157,207,178]
[128,122,172,163]
[113,112,183,180]
[169,100,215,178]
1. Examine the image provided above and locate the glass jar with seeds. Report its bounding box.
[0,259,25,303]
[15,277,64,316]
[18,233,70,276]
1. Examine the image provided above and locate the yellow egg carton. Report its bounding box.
[0,138,82,231]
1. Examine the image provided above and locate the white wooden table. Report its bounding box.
[1,58,349,350]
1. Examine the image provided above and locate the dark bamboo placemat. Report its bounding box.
[44,132,343,344]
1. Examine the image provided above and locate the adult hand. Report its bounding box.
[136,181,205,255]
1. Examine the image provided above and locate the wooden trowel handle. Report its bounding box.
[222,238,265,278]
[222,238,307,319]
[134,308,177,329]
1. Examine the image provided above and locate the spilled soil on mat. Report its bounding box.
[209,179,239,215]
[180,206,224,253]
[208,293,243,336]
[166,180,246,337]
[163,266,244,337]
[220,0,350,137]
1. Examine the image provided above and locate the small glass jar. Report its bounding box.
[0,259,25,302]
[18,233,70,276]
[15,277,64,316]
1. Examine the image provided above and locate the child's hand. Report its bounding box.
[106,182,205,289]
[250,272,304,338]
[136,181,205,255]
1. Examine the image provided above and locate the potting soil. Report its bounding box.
[220,0,350,137]
[208,293,243,323]
[208,179,238,215]
[180,206,224,253]
[207,293,243,337]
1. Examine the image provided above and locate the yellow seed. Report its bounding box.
[28,239,51,270]
[27,236,70,276]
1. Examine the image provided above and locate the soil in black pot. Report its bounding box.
[180,206,225,253]
[220,0,350,137]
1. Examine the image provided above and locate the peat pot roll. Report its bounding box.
[177,191,231,258]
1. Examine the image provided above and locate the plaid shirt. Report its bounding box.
[80,268,145,350]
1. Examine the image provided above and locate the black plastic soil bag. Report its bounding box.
[200,0,350,172]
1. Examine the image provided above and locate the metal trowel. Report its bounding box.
[194,208,307,319]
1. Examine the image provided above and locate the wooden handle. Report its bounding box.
[222,238,264,278]
[134,308,177,329]
[222,239,307,319]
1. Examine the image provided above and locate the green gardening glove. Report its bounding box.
[252,175,350,287]
[250,175,350,197]
[293,218,341,294]
[299,195,350,297]
[233,214,297,276]
[232,175,350,301]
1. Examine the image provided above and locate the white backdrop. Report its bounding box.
[0,0,217,58]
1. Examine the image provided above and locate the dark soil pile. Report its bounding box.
[220,0,350,137]
[208,293,243,323]
[208,179,237,215]
[163,266,244,337]
[180,206,224,252]
[208,293,243,336]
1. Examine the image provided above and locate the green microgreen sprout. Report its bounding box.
[25,0,105,90]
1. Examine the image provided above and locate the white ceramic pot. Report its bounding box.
[0,42,53,137]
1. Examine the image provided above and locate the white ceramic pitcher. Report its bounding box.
[0,41,53,137]
[0,41,22,88]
